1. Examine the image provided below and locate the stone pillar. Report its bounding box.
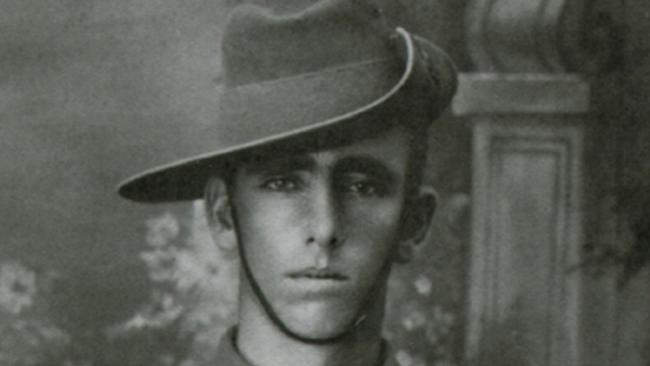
[454,1,618,365]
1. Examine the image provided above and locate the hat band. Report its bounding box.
[216,58,401,146]
[215,28,416,147]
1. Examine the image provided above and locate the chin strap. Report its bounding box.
[231,204,391,345]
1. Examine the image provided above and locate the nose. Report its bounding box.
[306,181,342,249]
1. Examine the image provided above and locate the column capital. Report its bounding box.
[466,0,618,73]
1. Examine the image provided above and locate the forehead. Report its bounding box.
[237,126,412,175]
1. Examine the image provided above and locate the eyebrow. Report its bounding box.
[333,156,400,185]
[243,153,400,184]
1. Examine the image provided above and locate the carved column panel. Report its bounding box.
[457,1,617,366]
[464,113,586,366]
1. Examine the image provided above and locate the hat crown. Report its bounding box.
[221,0,396,87]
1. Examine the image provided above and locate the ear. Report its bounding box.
[394,185,438,263]
[204,177,235,246]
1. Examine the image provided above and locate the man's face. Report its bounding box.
[228,126,413,340]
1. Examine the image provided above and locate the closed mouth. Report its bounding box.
[287,268,349,281]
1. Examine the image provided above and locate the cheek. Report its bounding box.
[344,200,404,260]
[234,195,306,264]
[241,195,306,235]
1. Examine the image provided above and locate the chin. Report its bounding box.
[280,300,362,341]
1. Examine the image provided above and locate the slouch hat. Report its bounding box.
[118,0,457,202]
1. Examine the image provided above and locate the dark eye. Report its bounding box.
[344,180,384,197]
[261,176,300,192]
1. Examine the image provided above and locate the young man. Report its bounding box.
[118,1,457,365]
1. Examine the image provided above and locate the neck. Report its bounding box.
[236,279,387,366]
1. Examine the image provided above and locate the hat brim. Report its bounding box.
[118,29,445,202]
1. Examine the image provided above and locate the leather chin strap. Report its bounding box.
[230,204,392,345]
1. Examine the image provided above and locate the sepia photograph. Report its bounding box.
[1,0,648,365]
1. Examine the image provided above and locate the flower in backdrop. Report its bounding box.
[0,262,73,366]
[395,349,427,366]
[115,204,240,365]
[0,261,37,315]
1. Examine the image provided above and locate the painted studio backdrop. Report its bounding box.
[1,1,649,366]
[1,1,468,365]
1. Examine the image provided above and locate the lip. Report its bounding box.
[285,268,351,298]
[286,268,349,281]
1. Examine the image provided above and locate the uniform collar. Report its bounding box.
[215,327,399,366]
